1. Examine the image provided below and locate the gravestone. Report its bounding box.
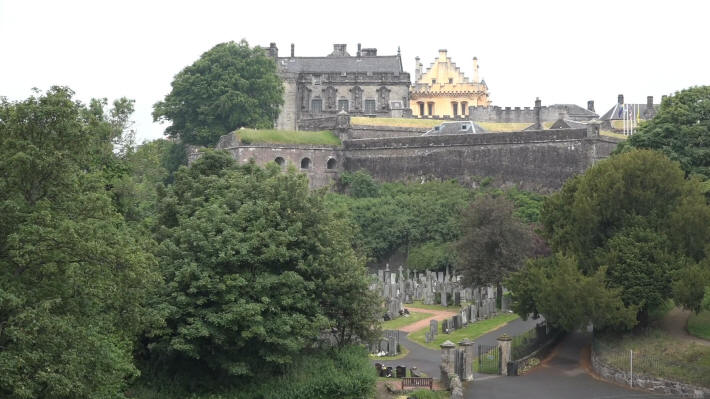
[454,291,461,306]
[441,288,448,307]
[396,365,407,378]
[442,319,450,334]
[425,331,431,343]
[375,362,383,376]
[430,319,438,339]
[387,336,397,356]
[453,315,462,330]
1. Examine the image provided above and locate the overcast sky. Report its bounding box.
[1,0,708,143]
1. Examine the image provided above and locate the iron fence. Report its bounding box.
[477,344,501,374]
[511,321,557,360]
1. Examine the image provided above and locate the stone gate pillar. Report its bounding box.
[497,333,512,376]
[440,340,456,387]
[458,338,474,381]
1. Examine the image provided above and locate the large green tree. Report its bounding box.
[0,87,158,398]
[455,194,534,287]
[537,149,710,326]
[153,40,284,146]
[149,152,379,382]
[619,86,710,182]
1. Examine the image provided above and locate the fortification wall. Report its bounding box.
[348,125,427,139]
[343,129,618,192]
[468,105,596,123]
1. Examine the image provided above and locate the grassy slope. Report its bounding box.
[596,329,710,388]
[409,313,519,350]
[381,311,433,330]
[351,117,440,128]
[688,311,710,340]
[237,129,341,146]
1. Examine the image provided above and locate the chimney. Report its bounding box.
[361,48,377,56]
[587,100,595,112]
[331,43,348,57]
[357,43,361,57]
[533,98,542,129]
[290,43,294,58]
[268,42,278,59]
[438,49,447,62]
[647,96,653,108]
[473,56,479,83]
[415,56,422,82]
[618,94,624,105]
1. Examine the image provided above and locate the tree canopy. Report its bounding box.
[148,152,380,381]
[153,40,284,146]
[0,87,158,399]
[509,149,710,330]
[619,85,710,182]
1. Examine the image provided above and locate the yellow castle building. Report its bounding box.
[410,49,490,117]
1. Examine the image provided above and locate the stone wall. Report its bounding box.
[343,129,618,192]
[468,104,596,123]
[591,347,709,397]
[348,125,427,140]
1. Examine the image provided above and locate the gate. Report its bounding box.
[477,344,501,374]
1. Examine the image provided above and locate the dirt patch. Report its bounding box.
[399,306,458,333]
[659,307,710,347]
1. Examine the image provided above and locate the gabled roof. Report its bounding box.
[549,119,589,130]
[551,104,598,119]
[600,103,659,121]
[276,55,403,74]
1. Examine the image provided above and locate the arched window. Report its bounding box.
[301,157,311,169]
[274,157,285,167]
[327,158,337,170]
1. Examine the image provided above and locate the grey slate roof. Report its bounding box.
[276,56,403,74]
[551,104,598,119]
[423,121,487,136]
[549,119,589,129]
[600,103,659,121]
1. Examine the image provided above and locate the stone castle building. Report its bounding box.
[410,50,490,118]
[268,43,411,131]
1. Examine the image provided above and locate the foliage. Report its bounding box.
[539,149,710,324]
[687,310,710,340]
[236,129,341,146]
[148,152,380,382]
[507,255,637,332]
[673,260,710,314]
[153,40,284,146]
[408,390,450,399]
[338,171,381,198]
[131,345,375,399]
[0,87,158,398]
[455,194,535,287]
[407,241,456,272]
[619,85,710,181]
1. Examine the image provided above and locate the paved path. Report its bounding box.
[660,307,710,346]
[399,306,457,333]
[465,331,667,399]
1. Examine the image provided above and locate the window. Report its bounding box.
[311,99,322,113]
[461,102,468,116]
[337,99,349,112]
[448,78,453,84]
[461,123,469,131]
[431,79,437,84]
[365,99,376,114]
[427,102,434,116]
[327,158,337,169]
[300,158,311,169]
[274,157,285,167]
[418,102,425,116]
[452,102,458,116]
[313,75,321,85]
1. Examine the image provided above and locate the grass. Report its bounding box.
[381,311,433,330]
[478,122,536,132]
[600,130,628,140]
[370,344,410,361]
[409,313,519,350]
[688,310,710,340]
[409,300,460,312]
[351,116,440,128]
[236,129,341,146]
[595,329,710,388]
[408,390,449,399]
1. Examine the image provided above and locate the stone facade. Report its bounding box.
[268,43,411,131]
[410,50,490,117]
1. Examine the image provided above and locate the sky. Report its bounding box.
[1,0,708,143]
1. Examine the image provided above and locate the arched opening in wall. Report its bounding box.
[301,157,311,170]
[274,157,285,168]
[327,158,337,170]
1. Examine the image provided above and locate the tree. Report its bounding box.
[507,255,637,332]
[455,194,534,287]
[0,87,158,399]
[153,40,284,146]
[538,149,710,326]
[618,86,710,182]
[149,152,380,381]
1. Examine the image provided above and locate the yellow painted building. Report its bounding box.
[410,49,490,117]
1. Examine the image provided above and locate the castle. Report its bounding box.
[267,43,411,131]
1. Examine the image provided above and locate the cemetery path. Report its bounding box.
[659,307,710,346]
[464,331,653,399]
[399,306,458,333]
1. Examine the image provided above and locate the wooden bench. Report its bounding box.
[401,377,433,390]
